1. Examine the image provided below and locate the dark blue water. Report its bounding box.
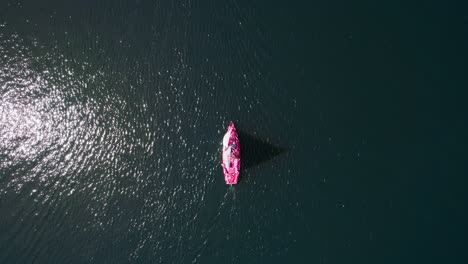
[1,0,467,263]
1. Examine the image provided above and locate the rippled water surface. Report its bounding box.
[1,1,304,263]
[2,0,467,263]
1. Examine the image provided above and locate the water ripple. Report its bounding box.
[0,1,303,261]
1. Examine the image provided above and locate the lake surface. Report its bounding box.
[1,0,467,263]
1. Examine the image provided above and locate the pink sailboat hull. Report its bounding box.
[222,121,241,184]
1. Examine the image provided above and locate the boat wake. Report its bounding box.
[192,185,238,262]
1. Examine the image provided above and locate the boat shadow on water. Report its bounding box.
[237,130,286,171]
